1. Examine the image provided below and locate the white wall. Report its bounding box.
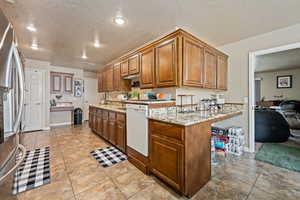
[25,59,98,128]
[217,22,300,149]
[255,68,300,101]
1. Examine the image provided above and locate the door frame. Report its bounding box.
[248,42,300,152]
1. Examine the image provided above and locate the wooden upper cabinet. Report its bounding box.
[120,60,129,77]
[217,55,228,90]
[106,66,114,91]
[140,48,155,88]
[113,63,121,91]
[98,72,103,92]
[182,38,204,87]
[203,49,217,89]
[155,38,178,87]
[128,54,140,75]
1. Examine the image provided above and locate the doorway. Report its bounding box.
[23,68,45,131]
[83,77,99,121]
[248,42,300,152]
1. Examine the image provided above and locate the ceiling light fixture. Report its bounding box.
[31,42,38,50]
[81,52,87,59]
[26,24,37,32]
[114,16,125,25]
[94,40,101,48]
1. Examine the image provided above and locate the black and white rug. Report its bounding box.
[90,146,127,168]
[12,147,50,195]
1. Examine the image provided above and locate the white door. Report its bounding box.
[83,77,99,121]
[24,69,43,131]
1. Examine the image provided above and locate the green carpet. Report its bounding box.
[255,143,300,173]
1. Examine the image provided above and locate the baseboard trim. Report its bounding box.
[50,122,72,127]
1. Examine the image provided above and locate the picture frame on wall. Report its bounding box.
[74,79,84,97]
[277,75,292,89]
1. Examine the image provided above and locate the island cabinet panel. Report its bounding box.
[155,38,178,87]
[203,49,217,89]
[149,119,212,198]
[128,54,140,75]
[140,48,155,88]
[217,55,228,90]
[150,135,184,191]
[182,38,205,87]
[120,60,129,77]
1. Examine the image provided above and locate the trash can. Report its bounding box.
[74,108,83,125]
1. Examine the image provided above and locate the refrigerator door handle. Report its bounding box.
[0,144,26,183]
[12,44,25,134]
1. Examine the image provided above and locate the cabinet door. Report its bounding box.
[102,111,109,139]
[140,48,155,88]
[120,60,129,77]
[50,72,62,93]
[96,110,102,135]
[155,38,178,87]
[204,49,217,89]
[116,121,126,152]
[63,74,73,94]
[113,63,121,91]
[183,38,204,87]
[217,55,228,90]
[89,107,93,128]
[98,72,103,92]
[108,112,116,145]
[106,67,114,91]
[128,54,139,75]
[150,135,184,191]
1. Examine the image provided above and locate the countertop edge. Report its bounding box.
[89,104,126,114]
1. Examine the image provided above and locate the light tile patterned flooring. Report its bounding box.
[17,123,300,200]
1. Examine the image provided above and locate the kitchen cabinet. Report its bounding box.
[120,60,129,77]
[128,54,139,75]
[182,38,204,87]
[50,72,73,94]
[150,135,184,191]
[217,55,228,90]
[149,119,212,197]
[203,49,217,89]
[102,110,109,140]
[113,64,120,90]
[89,106,126,152]
[140,48,155,88]
[98,72,103,92]
[106,66,114,91]
[108,112,116,145]
[155,38,178,87]
[99,29,228,91]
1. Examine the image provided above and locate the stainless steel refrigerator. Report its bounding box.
[0,9,26,199]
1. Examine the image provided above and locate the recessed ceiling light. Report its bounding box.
[26,24,36,32]
[31,43,38,50]
[114,16,125,25]
[81,52,87,59]
[94,40,101,48]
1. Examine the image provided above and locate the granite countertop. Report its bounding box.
[124,100,175,105]
[90,104,126,113]
[148,109,243,126]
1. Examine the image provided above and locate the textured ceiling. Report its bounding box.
[1,0,300,71]
[256,48,300,72]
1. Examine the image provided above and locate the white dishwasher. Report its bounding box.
[126,104,149,156]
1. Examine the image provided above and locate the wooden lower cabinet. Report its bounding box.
[89,106,126,153]
[150,135,184,191]
[149,119,212,197]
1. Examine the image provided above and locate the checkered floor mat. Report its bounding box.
[12,147,50,195]
[90,146,127,168]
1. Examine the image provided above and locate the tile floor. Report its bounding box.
[16,123,300,200]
